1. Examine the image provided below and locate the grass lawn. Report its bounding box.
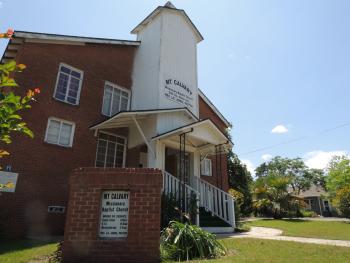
[190,238,350,263]
[0,239,58,263]
[246,219,350,240]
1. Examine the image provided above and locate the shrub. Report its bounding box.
[160,221,226,261]
[299,210,318,218]
[234,222,251,233]
[161,192,198,229]
[333,186,350,218]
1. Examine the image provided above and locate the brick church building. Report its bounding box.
[0,2,235,238]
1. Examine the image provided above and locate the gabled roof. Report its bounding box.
[131,2,204,43]
[89,108,198,130]
[1,31,140,63]
[152,118,233,148]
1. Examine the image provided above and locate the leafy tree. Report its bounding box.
[255,156,325,195]
[326,156,350,195]
[0,29,40,190]
[227,151,253,216]
[253,156,324,217]
[326,156,350,217]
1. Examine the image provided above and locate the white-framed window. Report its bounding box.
[95,132,126,168]
[54,63,83,105]
[45,117,75,147]
[102,82,130,116]
[201,158,212,176]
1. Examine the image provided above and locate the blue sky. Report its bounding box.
[1,0,349,173]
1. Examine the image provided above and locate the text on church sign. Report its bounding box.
[164,78,194,110]
[99,190,129,239]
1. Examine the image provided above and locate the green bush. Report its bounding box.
[333,186,350,218]
[161,192,198,229]
[234,222,251,233]
[160,221,226,261]
[299,210,318,218]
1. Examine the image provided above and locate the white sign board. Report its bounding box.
[164,77,195,110]
[99,190,129,239]
[0,171,18,193]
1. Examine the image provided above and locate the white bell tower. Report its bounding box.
[130,2,203,118]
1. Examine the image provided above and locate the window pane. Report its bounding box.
[115,144,125,167]
[55,65,82,105]
[59,123,72,146]
[105,141,116,167]
[71,70,81,78]
[120,97,128,111]
[111,89,121,115]
[95,133,125,168]
[55,73,69,100]
[102,89,112,116]
[47,120,60,144]
[60,66,71,74]
[117,137,125,144]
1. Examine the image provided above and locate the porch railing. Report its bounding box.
[163,171,200,226]
[163,171,236,229]
[193,177,236,228]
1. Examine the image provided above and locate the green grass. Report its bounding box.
[246,219,350,240]
[189,238,350,263]
[0,239,58,263]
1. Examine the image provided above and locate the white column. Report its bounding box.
[147,140,165,169]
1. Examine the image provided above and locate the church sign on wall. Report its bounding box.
[164,78,195,110]
[99,190,129,239]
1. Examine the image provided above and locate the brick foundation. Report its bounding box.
[62,167,162,263]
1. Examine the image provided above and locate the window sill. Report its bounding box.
[43,141,73,149]
[53,97,80,107]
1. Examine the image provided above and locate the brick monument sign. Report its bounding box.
[62,167,162,263]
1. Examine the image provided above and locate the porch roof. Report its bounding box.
[89,108,198,130]
[151,119,233,152]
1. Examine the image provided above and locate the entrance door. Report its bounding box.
[165,147,190,184]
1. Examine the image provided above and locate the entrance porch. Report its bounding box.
[89,109,236,231]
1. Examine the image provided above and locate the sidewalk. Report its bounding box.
[219,227,350,248]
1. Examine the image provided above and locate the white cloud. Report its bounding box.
[241,159,255,176]
[261,154,273,161]
[304,150,349,170]
[271,125,289,134]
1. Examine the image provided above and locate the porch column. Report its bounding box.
[147,140,165,169]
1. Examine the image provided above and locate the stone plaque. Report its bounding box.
[99,190,129,239]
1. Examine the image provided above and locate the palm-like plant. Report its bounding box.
[160,221,226,261]
[253,174,304,218]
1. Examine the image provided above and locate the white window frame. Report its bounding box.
[201,158,212,176]
[44,117,76,147]
[53,63,84,105]
[102,81,131,117]
[95,131,127,168]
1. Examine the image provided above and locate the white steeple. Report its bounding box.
[131,3,202,118]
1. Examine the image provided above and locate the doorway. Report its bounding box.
[164,147,190,184]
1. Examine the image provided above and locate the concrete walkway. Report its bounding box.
[218,227,350,248]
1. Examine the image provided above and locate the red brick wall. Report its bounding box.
[0,42,137,238]
[198,96,230,192]
[63,167,162,263]
[198,96,227,133]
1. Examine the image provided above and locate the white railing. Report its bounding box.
[163,171,236,229]
[194,177,236,228]
[163,171,200,226]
